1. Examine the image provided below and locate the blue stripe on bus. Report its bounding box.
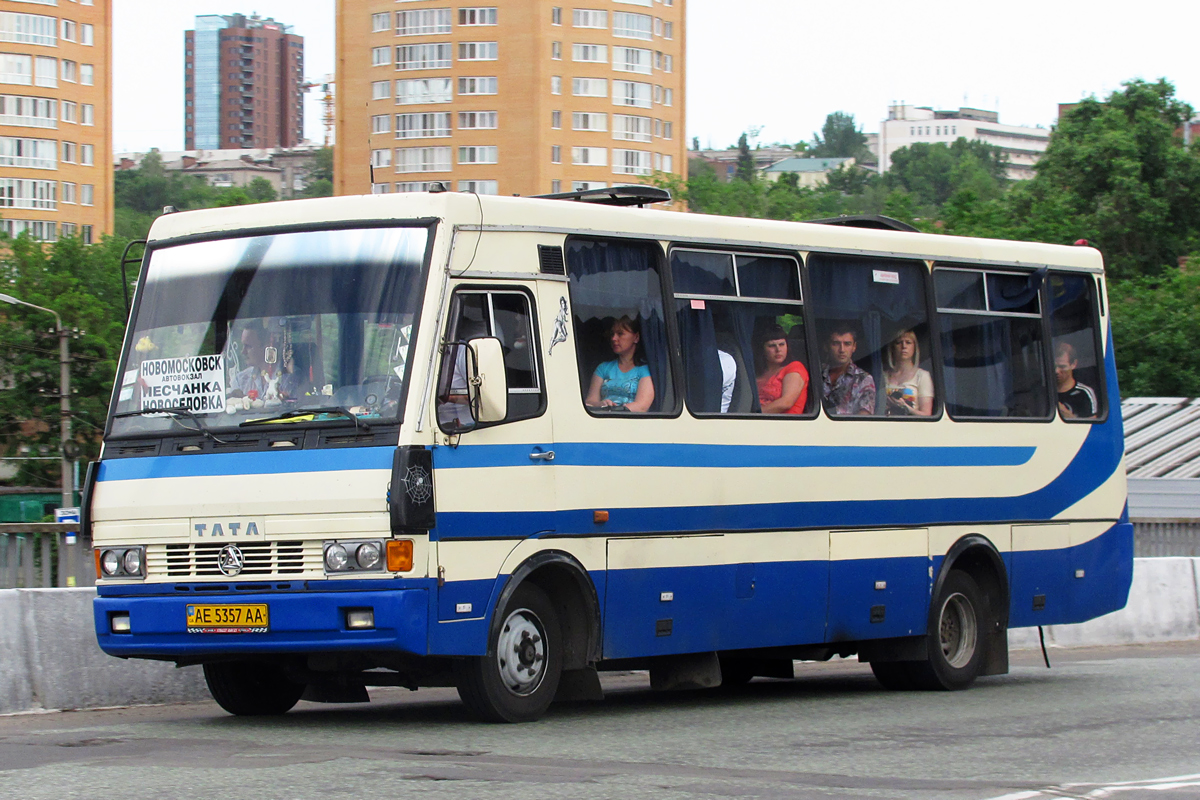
[433,414,1125,538]
[95,441,1034,482]
[431,442,1037,470]
[96,446,395,482]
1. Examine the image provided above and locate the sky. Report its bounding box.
[114,0,1200,154]
[112,1,335,153]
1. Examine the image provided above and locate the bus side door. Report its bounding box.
[431,284,557,626]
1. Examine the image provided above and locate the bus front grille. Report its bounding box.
[154,541,309,578]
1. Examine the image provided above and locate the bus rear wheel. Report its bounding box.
[455,583,563,723]
[913,570,987,690]
[871,570,987,691]
[203,661,305,715]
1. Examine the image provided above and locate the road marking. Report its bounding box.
[983,774,1200,800]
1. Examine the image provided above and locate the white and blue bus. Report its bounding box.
[89,187,1131,722]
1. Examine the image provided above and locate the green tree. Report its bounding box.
[734,133,757,182]
[244,177,278,203]
[1109,267,1200,395]
[886,139,1007,208]
[214,187,251,207]
[1018,79,1200,279]
[112,149,218,239]
[826,164,879,195]
[113,149,215,215]
[300,147,334,198]
[0,234,130,486]
[809,112,870,160]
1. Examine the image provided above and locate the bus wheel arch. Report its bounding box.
[455,551,601,721]
[871,534,1010,692]
[931,534,1010,682]
[493,550,602,671]
[938,534,1010,674]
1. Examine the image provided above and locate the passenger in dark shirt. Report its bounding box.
[1055,342,1097,418]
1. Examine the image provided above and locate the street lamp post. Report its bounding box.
[0,293,72,510]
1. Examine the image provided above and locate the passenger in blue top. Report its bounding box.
[585,314,655,412]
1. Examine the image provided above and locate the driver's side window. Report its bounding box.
[436,288,543,432]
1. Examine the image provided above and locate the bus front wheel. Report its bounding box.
[203,661,305,715]
[456,583,563,722]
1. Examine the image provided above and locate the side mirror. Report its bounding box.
[468,337,508,424]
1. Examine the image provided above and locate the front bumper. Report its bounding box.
[94,585,430,659]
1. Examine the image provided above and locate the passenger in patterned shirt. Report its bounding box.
[821,325,875,416]
[1055,341,1097,419]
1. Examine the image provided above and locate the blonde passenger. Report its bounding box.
[884,329,934,416]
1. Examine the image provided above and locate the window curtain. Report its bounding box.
[940,316,1012,417]
[808,255,928,412]
[566,239,669,411]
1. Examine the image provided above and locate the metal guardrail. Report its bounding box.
[0,524,93,589]
[1132,520,1200,558]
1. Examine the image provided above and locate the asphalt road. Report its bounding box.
[1,643,1198,800]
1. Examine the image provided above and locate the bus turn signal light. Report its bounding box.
[387,539,413,572]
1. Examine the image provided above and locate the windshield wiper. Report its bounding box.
[239,406,370,431]
[111,407,230,444]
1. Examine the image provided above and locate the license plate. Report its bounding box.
[186,604,268,633]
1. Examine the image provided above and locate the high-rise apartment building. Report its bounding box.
[185,13,304,150]
[0,0,111,242]
[335,0,685,197]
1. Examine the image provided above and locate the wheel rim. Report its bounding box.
[495,607,547,696]
[938,592,978,669]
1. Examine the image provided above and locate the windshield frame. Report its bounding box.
[104,218,439,442]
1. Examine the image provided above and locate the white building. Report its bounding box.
[876,104,1050,180]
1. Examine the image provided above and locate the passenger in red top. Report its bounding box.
[755,324,808,414]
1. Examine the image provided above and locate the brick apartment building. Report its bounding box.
[335,0,686,197]
[0,0,112,240]
[184,13,304,150]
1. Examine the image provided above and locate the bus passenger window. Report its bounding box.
[934,267,1050,419]
[1049,273,1104,420]
[436,289,543,432]
[671,248,809,415]
[808,254,934,418]
[566,239,674,415]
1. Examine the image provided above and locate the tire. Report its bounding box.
[908,570,987,690]
[203,661,305,716]
[716,656,755,688]
[455,583,563,723]
[870,660,916,690]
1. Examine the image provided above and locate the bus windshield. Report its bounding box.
[108,226,429,437]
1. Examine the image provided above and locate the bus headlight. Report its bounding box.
[122,549,143,576]
[96,547,146,579]
[323,540,388,574]
[355,542,382,570]
[324,543,349,572]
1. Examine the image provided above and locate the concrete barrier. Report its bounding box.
[0,589,33,714]
[0,588,207,716]
[2,559,1198,715]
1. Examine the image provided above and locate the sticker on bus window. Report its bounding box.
[138,355,227,413]
[872,270,900,285]
[690,298,706,309]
